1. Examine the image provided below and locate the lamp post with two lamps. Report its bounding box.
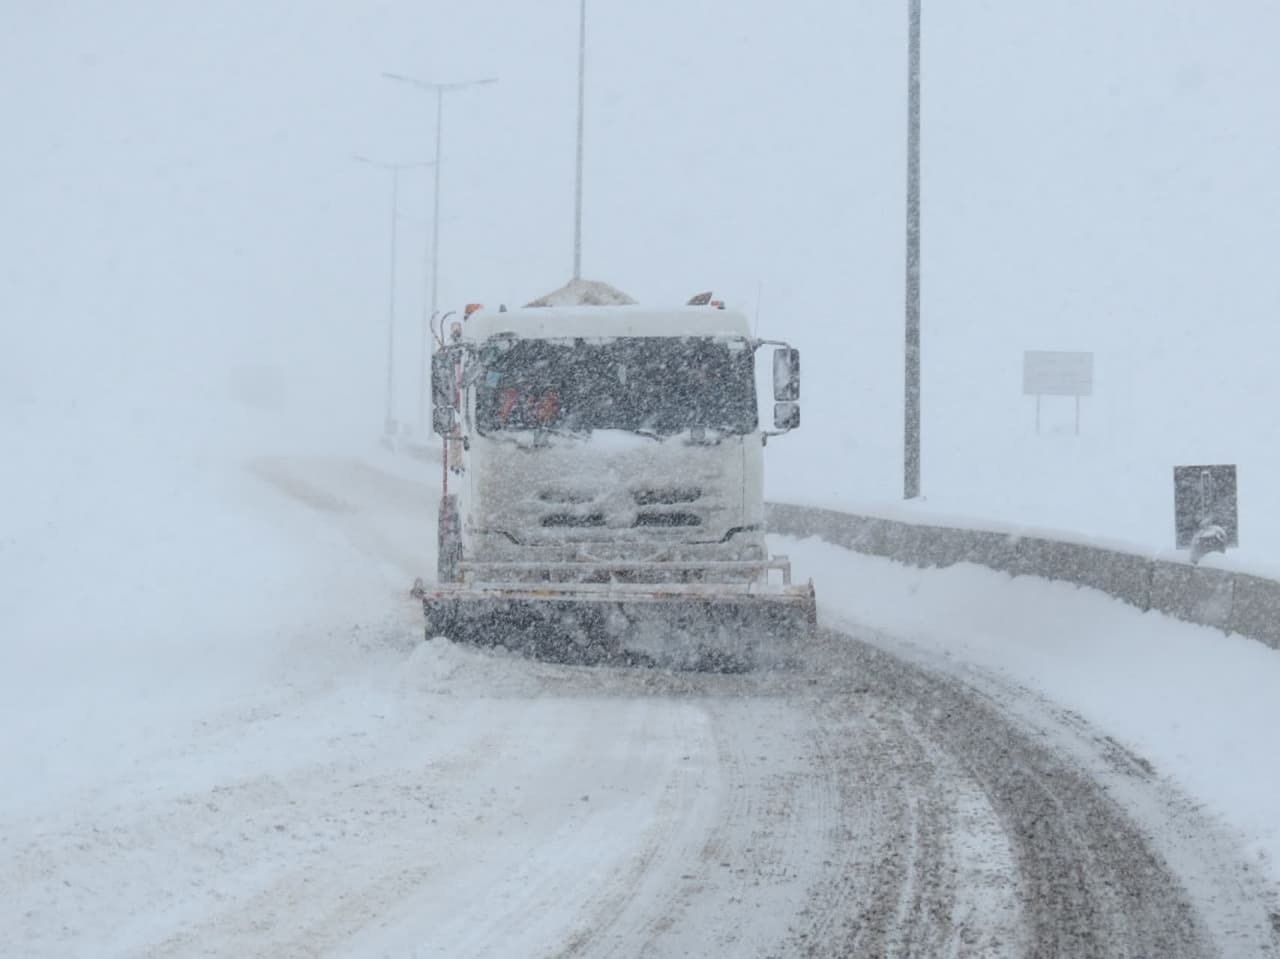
[382,73,497,433]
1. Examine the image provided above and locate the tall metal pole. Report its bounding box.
[422,87,444,435]
[573,0,586,280]
[385,167,400,437]
[904,0,922,500]
[354,154,432,439]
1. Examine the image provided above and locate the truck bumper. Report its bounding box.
[411,580,817,671]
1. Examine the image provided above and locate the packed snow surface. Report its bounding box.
[4,450,1279,956]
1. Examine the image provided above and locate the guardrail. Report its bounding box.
[766,502,1280,652]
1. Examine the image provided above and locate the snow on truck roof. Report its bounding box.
[524,278,636,307]
[464,304,752,341]
[462,279,751,340]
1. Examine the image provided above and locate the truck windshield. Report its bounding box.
[475,336,758,436]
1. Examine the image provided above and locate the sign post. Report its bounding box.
[1022,351,1094,435]
[1174,464,1238,562]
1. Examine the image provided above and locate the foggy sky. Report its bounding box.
[4,1,1278,507]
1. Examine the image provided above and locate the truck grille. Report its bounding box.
[541,512,607,528]
[537,489,594,504]
[632,487,702,506]
[633,511,702,527]
[528,486,709,534]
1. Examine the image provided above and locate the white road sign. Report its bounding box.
[1023,351,1094,397]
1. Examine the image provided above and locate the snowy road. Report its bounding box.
[5,457,1277,957]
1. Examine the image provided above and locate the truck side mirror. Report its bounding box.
[773,348,800,402]
[773,402,800,430]
[431,348,458,436]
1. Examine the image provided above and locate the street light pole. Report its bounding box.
[432,86,444,328]
[385,167,400,438]
[574,0,586,280]
[353,155,434,441]
[904,0,922,500]
[383,72,498,434]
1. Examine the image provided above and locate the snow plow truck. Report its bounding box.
[412,280,816,669]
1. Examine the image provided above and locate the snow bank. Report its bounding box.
[398,637,562,698]
[0,399,398,812]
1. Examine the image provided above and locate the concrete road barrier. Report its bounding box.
[767,502,1280,652]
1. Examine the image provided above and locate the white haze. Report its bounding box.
[4,7,1280,946]
[3,1,1279,683]
[7,2,1279,550]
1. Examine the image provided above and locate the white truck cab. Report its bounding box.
[418,285,814,669]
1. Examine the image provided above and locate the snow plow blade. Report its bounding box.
[411,581,817,671]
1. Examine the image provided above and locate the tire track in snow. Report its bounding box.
[785,628,1278,958]
[557,692,845,958]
